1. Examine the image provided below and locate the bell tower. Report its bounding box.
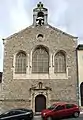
[33,2,48,26]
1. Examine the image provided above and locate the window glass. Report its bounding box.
[15,52,26,74]
[47,105,56,110]
[54,51,66,73]
[56,105,65,110]
[66,104,74,109]
[32,46,49,73]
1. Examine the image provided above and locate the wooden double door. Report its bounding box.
[35,94,46,112]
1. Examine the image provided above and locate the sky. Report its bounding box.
[0,0,83,72]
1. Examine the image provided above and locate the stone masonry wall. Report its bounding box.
[1,25,78,111]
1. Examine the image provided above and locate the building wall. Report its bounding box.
[77,49,83,106]
[1,25,78,112]
[77,50,83,84]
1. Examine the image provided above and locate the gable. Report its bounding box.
[3,24,78,52]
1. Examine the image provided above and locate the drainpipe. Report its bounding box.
[76,47,80,106]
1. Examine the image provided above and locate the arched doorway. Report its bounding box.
[80,82,83,106]
[35,94,46,112]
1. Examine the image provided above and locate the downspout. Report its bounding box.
[76,47,80,106]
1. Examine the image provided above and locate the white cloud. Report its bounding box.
[10,0,30,32]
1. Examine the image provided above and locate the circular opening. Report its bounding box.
[37,34,43,38]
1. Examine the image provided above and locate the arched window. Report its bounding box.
[32,46,49,73]
[15,51,26,74]
[54,51,66,73]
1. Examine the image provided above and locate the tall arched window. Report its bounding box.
[54,51,66,73]
[15,51,26,74]
[32,46,49,73]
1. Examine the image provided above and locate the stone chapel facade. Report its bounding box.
[0,2,78,113]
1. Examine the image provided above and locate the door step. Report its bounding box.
[35,112,41,115]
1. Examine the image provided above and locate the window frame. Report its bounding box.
[15,51,27,74]
[32,46,49,73]
[54,51,66,73]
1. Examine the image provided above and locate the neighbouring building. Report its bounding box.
[0,2,78,113]
[77,44,83,107]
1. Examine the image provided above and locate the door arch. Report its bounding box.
[80,82,83,106]
[35,94,46,112]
